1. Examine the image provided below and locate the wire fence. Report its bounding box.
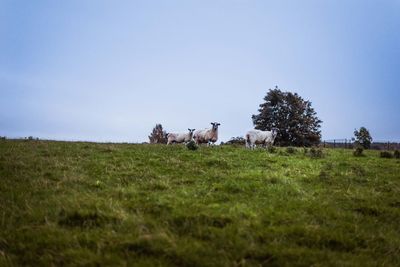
[322,139,400,150]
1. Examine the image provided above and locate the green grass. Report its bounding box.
[0,140,400,266]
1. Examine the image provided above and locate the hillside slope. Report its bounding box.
[0,140,399,266]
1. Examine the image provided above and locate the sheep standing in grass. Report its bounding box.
[193,122,220,145]
[167,129,195,145]
[245,128,278,149]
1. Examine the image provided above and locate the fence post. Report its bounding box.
[345,139,347,149]
[333,140,336,148]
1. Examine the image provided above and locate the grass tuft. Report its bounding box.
[58,210,120,228]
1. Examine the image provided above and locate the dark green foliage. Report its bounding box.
[353,146,364,157]
[394,150,400,159]
[225,136,246,145]
[286,147,297,154]
[308,146,324,158]
[252,86,322,146]
[186,140,198,151]
[1,140,400,266]
[148,124,168,144]
[380,151,393,158]
[267,146,277,153]
[354,127,373,149]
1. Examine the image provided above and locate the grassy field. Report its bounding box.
[0,140,399,266]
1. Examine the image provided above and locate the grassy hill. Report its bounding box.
[0,140,399,266]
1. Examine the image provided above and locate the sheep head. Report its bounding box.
[210,122,221,131]
[188,128,195,138]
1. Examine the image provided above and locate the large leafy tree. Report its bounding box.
[252,87,322,146]
[353,127,372,149]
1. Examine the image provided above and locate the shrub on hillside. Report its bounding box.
[394,150,400,159]
[286,147,296,154]
[308,147,324,158]
[186,140,198,151]
[148,124,168,144]
[267,146,277,153]
[380,151,393,159]
[225,136,246,146]
[353,146,364,157]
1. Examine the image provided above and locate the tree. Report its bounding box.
[252,86,322,146]
[354,127,372,149]
[148,124,168,144]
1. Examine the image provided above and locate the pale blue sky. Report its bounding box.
[1,0,399,142]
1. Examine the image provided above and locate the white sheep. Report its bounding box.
[245,128,278,149]
[167,128,195,145]
[193,122,220,145]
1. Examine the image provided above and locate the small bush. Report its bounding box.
[286,147,296,154]
[186,140,198,151]
[225,136,246,145]
[267,146,276,153]
[353,146,364,157]
[308,147,324,158]
[303,147,308,155]
[380,151,393,159]
[394,150,400,159]
[148,124,168,144]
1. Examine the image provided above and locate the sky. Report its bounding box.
[1,0,399,143]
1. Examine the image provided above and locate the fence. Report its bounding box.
[323,139,400,150]
[323,139,352,149]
